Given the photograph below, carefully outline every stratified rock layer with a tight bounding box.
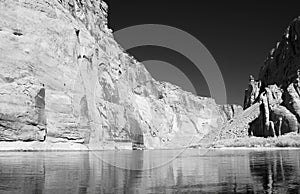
[0,0,236,149]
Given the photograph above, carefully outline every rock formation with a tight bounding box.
[243,17,300,138]
[243,75,261,109]
[0,0,239,149]
[202,17,300,143]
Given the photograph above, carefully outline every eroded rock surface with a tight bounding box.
[242,17,300,138]
[205,17,300,142]
[0,0,235,149]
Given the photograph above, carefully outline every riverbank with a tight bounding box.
[192,132,300,148]
[0,133,299,151]
[0,141,132,151]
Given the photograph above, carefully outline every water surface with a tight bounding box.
[0,149,299,193]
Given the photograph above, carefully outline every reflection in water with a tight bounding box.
[249,150,300,193]
[0,149,299,193]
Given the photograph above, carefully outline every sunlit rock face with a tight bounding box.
[0,0,235,148]
[244,17,300,137]
[219,104,243,121]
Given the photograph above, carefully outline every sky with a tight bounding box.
[106,0,300,105]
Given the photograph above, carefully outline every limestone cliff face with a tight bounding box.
[243,17,300,137]
[0,0,236,149]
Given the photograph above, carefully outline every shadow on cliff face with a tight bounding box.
[35,88,46,124]
[34,88,46,141]
[127,116,144,149]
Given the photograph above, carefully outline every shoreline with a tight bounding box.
[217,147,300,150]
[0,141,131,152]
[0,140,300,152]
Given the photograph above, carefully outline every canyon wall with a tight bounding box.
[0,0,239,149]
[244,17,300,137]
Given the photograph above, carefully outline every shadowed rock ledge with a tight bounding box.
[0,0,241,150]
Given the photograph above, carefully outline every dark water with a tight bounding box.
[0,149,300,194]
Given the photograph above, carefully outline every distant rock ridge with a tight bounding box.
[0,0,240,149]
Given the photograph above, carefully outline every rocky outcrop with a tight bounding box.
[243,17,300,138]
[259,17,300,87]
[200,103,260,144]
[0,77,46,141]
[243,75,261,109]
[218,104,243,121]
[0,0,235,149]
[248,84,298,137]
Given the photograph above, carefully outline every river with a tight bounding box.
[0,149,299,193]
